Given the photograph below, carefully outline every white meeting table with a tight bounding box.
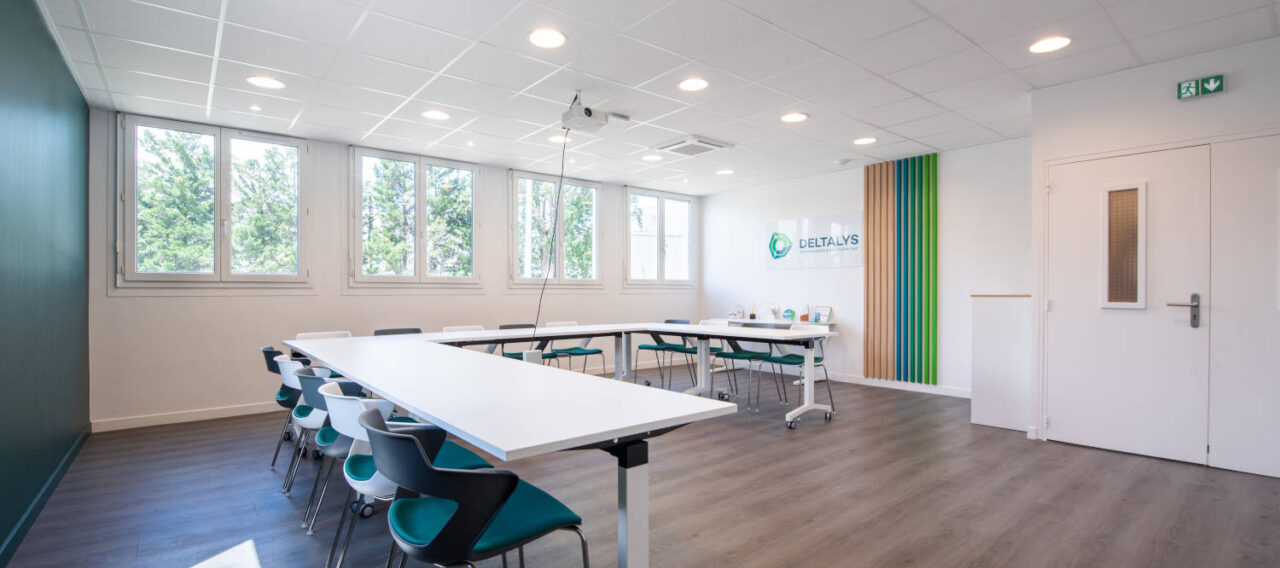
[284,333,736,568]
[417,323,837,428]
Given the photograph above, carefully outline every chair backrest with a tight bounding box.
[276,355,305,389]
[360,409,519,564]
[296,330,352,340]
[443,325,484,332]
[649,318,691,345]
[295,367,336,410]
[320,381,392,442]
[374,327,422,336]
[496,323,536,354]
[260,346,283,374]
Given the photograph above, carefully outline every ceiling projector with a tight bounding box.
[561,98,608,132]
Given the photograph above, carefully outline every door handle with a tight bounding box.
[1166,293,1200,328]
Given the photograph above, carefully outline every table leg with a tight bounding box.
[682,338,711,396]
[615,333,634,381]
[784,341,832,428]
[609,441,649,568]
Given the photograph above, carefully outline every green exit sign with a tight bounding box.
[1177,74,1225,100]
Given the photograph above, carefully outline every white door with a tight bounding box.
[1208,135,1280,477]
[1045,146,1211,464]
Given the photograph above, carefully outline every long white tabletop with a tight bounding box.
[284,333,735,461]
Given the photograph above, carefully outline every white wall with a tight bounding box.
[700,138,1031,398]
[86,109,700,431]
[1029,35,1280,438]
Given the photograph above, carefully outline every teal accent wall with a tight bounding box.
[0,0,90,564]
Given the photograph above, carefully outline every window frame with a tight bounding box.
[118,114,311,287]
[508,170,602,287]
[1098,182,1147,309]
[348,146,481,289]
[624,186,696,288]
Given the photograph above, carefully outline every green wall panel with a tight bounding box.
[0,0,90,563]
[886,154,938,384]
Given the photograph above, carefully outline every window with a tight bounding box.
[1101,183,1146,308]
[511,172,598,284]
[627,188,693,285]
[351,148,476,286]
[121,115,307,285]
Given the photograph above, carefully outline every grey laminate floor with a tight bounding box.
[11,369,1280,567]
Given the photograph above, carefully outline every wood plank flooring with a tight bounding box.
[10,369,1280,567]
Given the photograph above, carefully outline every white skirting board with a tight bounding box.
[832,374,972,398]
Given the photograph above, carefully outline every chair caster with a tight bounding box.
[716,392,731,401]
[282,431,293,441]
[786,420,798,430]
[312,449,323,460]
[359,504,375,518]
[643,380,652,387]
[824,412,833,421]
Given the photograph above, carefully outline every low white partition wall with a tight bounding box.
[970,295,1032,432]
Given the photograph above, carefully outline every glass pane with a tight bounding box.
[629,194,659,280]
[423,165,474,277]
[134,125,217,274]
[1107,189,1139,303]
[664,199,690,280]
[361,156,416,276]
[563,184,597,280]
[229,139,299,275]
[516,178,557,279]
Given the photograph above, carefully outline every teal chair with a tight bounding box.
[546,321,605,374]
[635,319,690,388]
[361,410,589,568]
[667,319,729,390]
[760,323,835,416]
[496,323,563,366]
[714,340,770,407]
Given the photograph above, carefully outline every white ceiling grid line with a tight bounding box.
[35,0,1280,195]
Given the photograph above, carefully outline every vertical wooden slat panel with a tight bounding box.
[864,166,874,380]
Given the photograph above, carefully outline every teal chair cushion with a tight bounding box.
[715,351,767,360]
[345,454,377,482]
[388,480,579,553]
[436,441,493,470]
[388,416,418,423]
[275,387,295,401]
[762,354,824,366]
[551,347,603,356]
[638,343,682,351]
[670,345,724,355]
[292,405,314,419]
[315,426,340,446]
[504,351,559,360]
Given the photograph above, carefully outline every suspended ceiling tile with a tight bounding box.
[94,36,212,83]
[1128,6,1275,63]
[224,0,364,46]
[323,51,434,96]
[444,43,558,91]
[81,0,217,54]
[567,36,688,87]
[1014,43,1139,88]
[345,13,471,72]
[218,24,340,79]
[372,0,521,39]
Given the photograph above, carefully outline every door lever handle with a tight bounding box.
[1166,293,1201,328]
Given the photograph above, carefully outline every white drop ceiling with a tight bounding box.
[39,0,1280,195]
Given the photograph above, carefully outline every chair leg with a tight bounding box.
[572,525,590,568]
[385,539,399,568]
[325,488,355,568]
[283,429,310,494]
[307,457,339,534]
[303,455,330,527]
[334,493,363,567]
[518,545,526,567]
[270,413,293,469]
[822,364,835,412]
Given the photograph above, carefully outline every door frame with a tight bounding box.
[1031,124,1280,442]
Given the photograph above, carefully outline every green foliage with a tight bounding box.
[361,157,416,276]
[134,127,217,273]
[423,166,473,277]
[562,185,596,279]
[516,178,557,278]
[229,140,298,274]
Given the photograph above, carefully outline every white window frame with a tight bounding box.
[117,113,311,288]
[625,186,696,288]
[508,170,602,287]
[348,147,481,289]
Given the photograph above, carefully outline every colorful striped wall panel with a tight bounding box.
[864,154,938,384]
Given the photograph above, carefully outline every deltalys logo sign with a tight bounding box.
[769,232,793,259]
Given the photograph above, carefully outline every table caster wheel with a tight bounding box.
[282,431,293,441]
[359,503,375,518]
[717,392,729,401]
[643,380,652,387]
[786,420,797,430]
[824,412,833,422]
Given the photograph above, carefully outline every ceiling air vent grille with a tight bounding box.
[656,135,734,157]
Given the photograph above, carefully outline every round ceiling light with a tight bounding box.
[853,137,877,145]
[246,75,285,90]
[529,28,567,49]
[642,154,663,162]
[715,169,734,175]
[248,104,262,112]
[678,77,709,92]
[780,112,809,123]
[548,134,571,144]
[421,110,451,121]
[1029,36,1071,54]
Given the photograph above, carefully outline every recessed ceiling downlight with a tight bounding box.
[853,137,877,145]
[529,28,566,48]
[715,169,734,175]
[248,104,262,112]
[246,75,285,90]
[1029,36,1071,54]
[642,154,663,161]
[678,77,709,92]
[781,112,808,123]
[548,134,571,144]
[421,110,451,121]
